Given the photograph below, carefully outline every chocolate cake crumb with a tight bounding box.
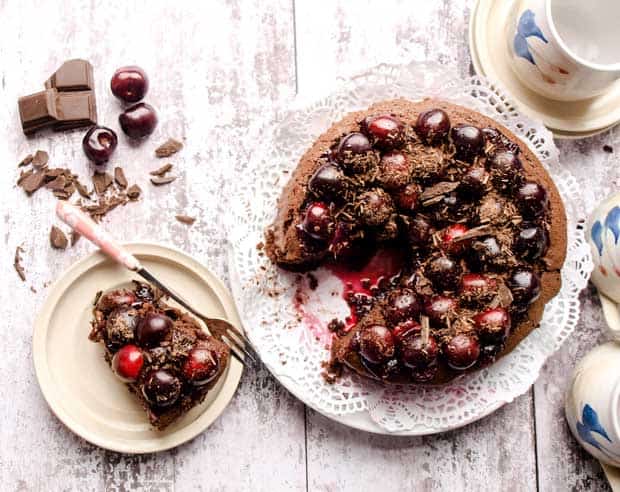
[256,242,264,250]
[604,145,613,153]
[150,175,177,186]
[50,226,68,249]
[150,163,173,176]
[18,154,33,167]
[155,138,183,158]
[175,214,196,225]
[127,184,142,200]
[32,150,49,168]
[14,246,26,281]
[114,167,128,189]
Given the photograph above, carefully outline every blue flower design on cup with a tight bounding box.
[575,404,620,462]
[590,205,620,277]
[514,10,548,65]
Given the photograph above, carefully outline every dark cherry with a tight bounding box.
[460,166,489,197]
[488,150,523,191]
[444,334,481,370]
[481,127,520,155]
[451,125,485,162]
[110,66,149,103]
[400,332,439,369]
[474,307,511,343]
[516,182,549,218]
[357,189,394,227]
[359,325,396,365]
[308,163,348,199]
[336,132,372,161]
[364,114,404,148]
[424,295,457,325]
[440,224,469,255]
[460,273,497,295]
[119,102,158,138]
[479,343,503,365]
[415,108,451,144]
[97,290,137,312]
[377,151,411,190]
[404,216,433,247]
[411,364,439,383]
[302,202,334,241]
[509,269,541,307]
[514,224,549,260]
[469,237,503,270]
[392,320,421,340]
[105,308,139,348]
[425,256,462,291]
[182,344,220,386]
[393,183,421,213]
[385,288,422,324]
[82,126,118,165]
[135,312,172,347]
[112,344,143,382]
[142,369,182,408]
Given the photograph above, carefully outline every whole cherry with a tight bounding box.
[393,183,421,213]
[400,332,439,369]
[451,125,485,162]
[112,344,144,382]
[364,114,404,148]
[488,150,523,192]
[110,66,149,103]
[119,102,158,138]
[516,182,549,218]
[385,288,422,324]
[336,132,372,161]
[359,325,396,365]
[377,151,411,190]
[425,255,462,291]
[509,268,541,307]
[415,108,451,144]
[182,344,220,386]
[392,320,421,340]
[444,333,481,370]
[513,224,549,260]
[142,369,182,408]
[440,224,469,255]
[474,307,511,343]
[308,162,348,199]
[135,312,172,347]
[302,202,334,241]
[424,295,457,325]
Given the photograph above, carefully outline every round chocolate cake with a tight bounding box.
[265,98,567,384]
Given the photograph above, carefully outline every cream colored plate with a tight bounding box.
[33,243,243,454]
[470,0,620,137]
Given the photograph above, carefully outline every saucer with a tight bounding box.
[470,0,620,138]
[33,243,243,453]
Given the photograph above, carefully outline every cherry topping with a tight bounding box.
[400,332,439,369]
[474,307,511,343]
[377,151,411,190]
[424,295,457,325]
[119,102,158,138]
[105,308,139,348]
[182,344,220,385]
[110,66,149,103]
[97,290,137,312]
[404,216,433,247]
[514,224,549,260]
[460,273,496,293]
[481,127,520,155]
[357,189,394,227]
[440,224,469,255]
[392,320,421,339]
[444,334,481,370]
[336,132,372,161]
[364,115,404,148]
[488,150,523,192]
[359,325,395,365]
[385,288,422,324]
[82,126,118,165]
[112,344,144,382]
[142,369,182,408]
[425,256,461,291]
[460,166,489,197]
[308,162,348,200]
[451,125,485,162]
[469,237,504,270]
[415,109,451,144]
[393,183,421,213]
[516,182,549,218]
[411,364,439,383]
[135,312,172,347]
[302,202,334,241]
[509,269,541,307]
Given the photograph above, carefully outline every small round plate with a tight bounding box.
[470,0,620,137]
[33,243,243,454]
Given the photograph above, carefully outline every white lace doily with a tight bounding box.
[225,61,592,434]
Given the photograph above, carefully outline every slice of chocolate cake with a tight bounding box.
[265,98,567,385]
[89,281,230,429]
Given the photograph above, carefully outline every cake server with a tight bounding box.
[56,200,257,365]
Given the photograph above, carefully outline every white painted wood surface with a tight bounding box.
[0,0,614,490]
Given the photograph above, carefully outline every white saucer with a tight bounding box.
[33,243,244,454]
[470,0,620,138]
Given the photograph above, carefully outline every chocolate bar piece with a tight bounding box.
[54,91,97,131]
[45,59,94,92]
[18,90,59,135]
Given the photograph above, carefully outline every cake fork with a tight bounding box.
[56,200,257,365]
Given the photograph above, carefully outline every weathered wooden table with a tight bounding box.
[1,0,617,490]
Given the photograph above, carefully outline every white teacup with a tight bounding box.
[509,0,620,101]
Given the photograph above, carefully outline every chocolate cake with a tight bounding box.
[265,98,567,384]
[90,282,230,429]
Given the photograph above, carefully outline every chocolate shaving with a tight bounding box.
[45,175,66,191]
[92,172,113,195]
[13,246,26,281]
[70,231,81,246]
[20,172,46,194]
[150,175,177,186]
[420,181,459,205]
[452,225,494,242]
[50,226,68,249]
[126,184,141,200]
[155,139,183,158]
[18,154,33,167]
[150,163,173,176]
[175,214,196,225]
[32,150,49,168]
[75,180,91,198]
[114,167,128,189]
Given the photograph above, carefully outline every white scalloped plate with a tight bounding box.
[33,243,243,453]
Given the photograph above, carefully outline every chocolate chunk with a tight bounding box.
[114,167,128,189]
[420,181,459,204]
[50,226,68,250]
[53,91,97,131]
[14,246,26,281]
[18,154,33,167]
[75,179,91,198]
[70,231,81,246]
[18,90,59,134]
[92,172,113,195]
[45,59,94,92]
[150,163,173,176]
[127,184,142,200]
[45,175,67,191]
[155,139,183,158]
[32,150,49,168]
[150,175,177,186]
[20,171,46,194]
[175,214,196,225]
